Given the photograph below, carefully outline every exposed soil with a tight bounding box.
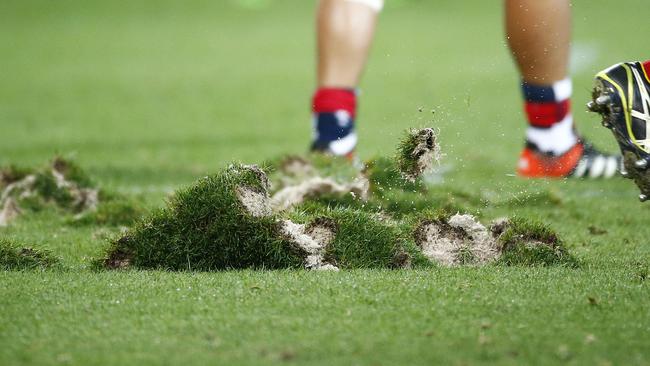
[236,186,272,218]
[279,219,338,270]
[415,214,499,266]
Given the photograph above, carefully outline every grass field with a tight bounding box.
[1,0,650,364]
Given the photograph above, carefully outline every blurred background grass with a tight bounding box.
[2,0,648,183]
[1,1,650,365]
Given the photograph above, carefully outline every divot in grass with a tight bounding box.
[415,213,498,266]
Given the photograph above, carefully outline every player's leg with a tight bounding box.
[311,0,383,157]
[505,0,619,178]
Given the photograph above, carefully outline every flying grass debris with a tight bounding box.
[99,128,576,271]
[396,128,441,182]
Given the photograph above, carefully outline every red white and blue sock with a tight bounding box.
[311,88,358,156]
[522,78,578,156]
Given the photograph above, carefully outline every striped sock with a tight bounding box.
[522,78,578,156]
[311,88,358,156]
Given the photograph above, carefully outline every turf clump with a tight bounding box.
[494,217,578,267]
[0,157,146,227]
[101,165,306,270]
[0,239,59,270]
[413,213,575,267]
[0,157,98,226]
[98,128,576,271]
[395,128,440,182]
[293,203,431,269]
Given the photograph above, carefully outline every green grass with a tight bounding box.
[1,0,649,364]
[0,239,59,270]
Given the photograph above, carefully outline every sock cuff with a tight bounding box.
[521,78,572,103]
[525,100,571,128]
[312,88,357,117]
[522,78,572,128]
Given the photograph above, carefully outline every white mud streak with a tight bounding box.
[280,219,338,271]
[271,176,369,212]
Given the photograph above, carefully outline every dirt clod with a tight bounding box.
[398,128,442,182]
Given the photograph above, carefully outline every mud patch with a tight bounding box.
[103,244,133,269]
[491,217,577,267]
[448,214,499,264]
[392,247,412,269]
[305,217,337,247]
[279,155,314,177]
[415,214,498,266]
